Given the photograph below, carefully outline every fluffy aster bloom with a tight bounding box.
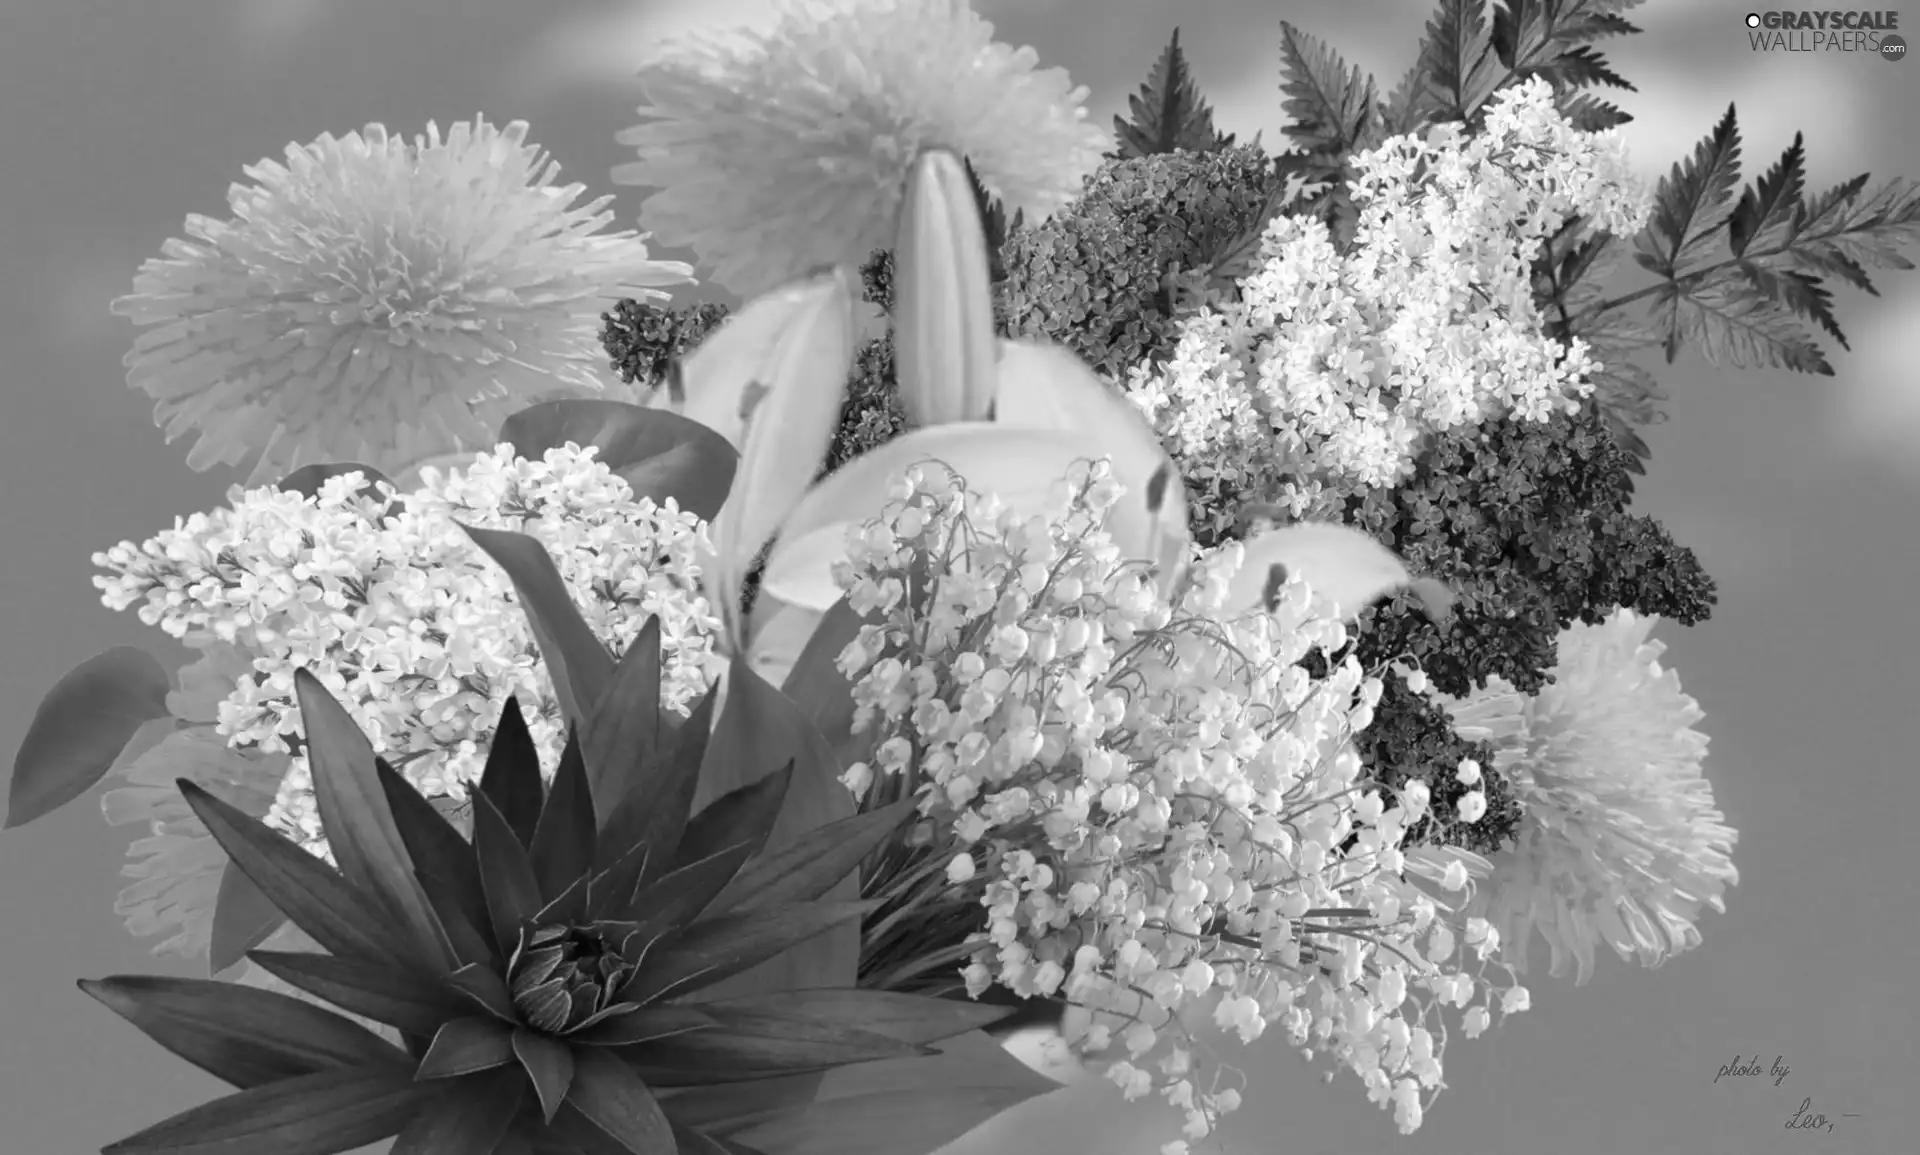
[613,0,1109,296]
[112,117,693,483]
[1438,608,1739,986]
[832,460,1528,1138]
[92,445,722,860]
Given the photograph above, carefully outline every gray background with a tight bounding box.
[0,2,1915,1153]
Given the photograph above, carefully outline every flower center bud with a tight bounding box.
[507,922,640,1034]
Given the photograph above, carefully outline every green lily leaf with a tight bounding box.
[499,398,739,523]
[553,1048,676,1155]
[461,525,615,739]
[675,760,793,877]
[626,1022,930,1087]
[598,685,717,889]
[511,1029,576,1123]
[581,619,665,827]
[672,1121,765,1155]
[585,841,653,924]
[621,900,876,1005]
[99,1066,428,1155]
[78,976,408,1090]
[178,780,397,965]
[771,596,871,771]
[375,757,493,964]
[571,1004,716,1048]
[414,870,501,969]
[389,1068,527,1155]
[445,963,519,1024]
[416,1016,515,1079]
[471,792,546,958]
[528,731,597,904]
[294,670,449,970]
[693,659,859,994]
[726,1030,1062,1155]
[622,839,760,931]
[7,646,172,828]
[245,950,468,1039]
[712,797,917,915]
[208,863,288,975]
[478,697,547,849]
[695,989,1014,1046]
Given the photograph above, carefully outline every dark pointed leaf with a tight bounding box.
[672,1121,763,1155]
[585,841,652,923]
[529,731,597,903]
[1111,28,1234,158]
[1636,103,1742,277]
[446,963,520,1023]
[619,901,876,1005]
[178,780,397,965]
[99,1066,428,1155]
[622,840,759,930]
[374,755,491,957]
[390,1068,526,1155]
[295,670,450,969]
[79,976,408,1092]
[7,646,171,828]
[580,617,664,826]
[624,1019,931,1086]
[245,950,468,1039]
[673,762,792,875]
[771,597,867,767]
[694,989,1014,1046]
[472,791,547,956]
[532,872,591,929]
[712,797,916,915]
[511,1029,575,1122]
[208,863,287,975]
[1276,21,1375,156]
[553,1047,676,1155]
[725,1031,1060,1155]
[499,398,740,522]
[417,1016,516,1079]
[571,1004,716,1048]
[690,658,859,996]
[461,525,616,738]
[598,685,717,880]
[415,870,501,969]
[480,698,546,848]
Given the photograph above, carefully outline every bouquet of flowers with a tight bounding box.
[9,1,1918,1153]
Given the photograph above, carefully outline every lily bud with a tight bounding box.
[701,267,857,652]
[894,148,997,426]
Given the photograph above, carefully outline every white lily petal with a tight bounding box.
[895,149,997,427]
[676,271,854,451]
[1228,521,1418,621]
[760,423,1155,611]
[703,267,857,650]
[744,594,827,690]
[994,339,1192,596]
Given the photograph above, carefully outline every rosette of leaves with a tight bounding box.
[74,549,1022,1155]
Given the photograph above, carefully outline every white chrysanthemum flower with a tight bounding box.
[613,0,1109,296]
[1439,608,1739,985]
[112,117,694,483]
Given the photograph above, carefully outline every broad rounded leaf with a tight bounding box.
[99,1065,427,1155]
[78,976,408,1091]
[759,425,1161,612]
[1228,522,1420,621]
[500,399,738,521]
[8,647,171,828]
